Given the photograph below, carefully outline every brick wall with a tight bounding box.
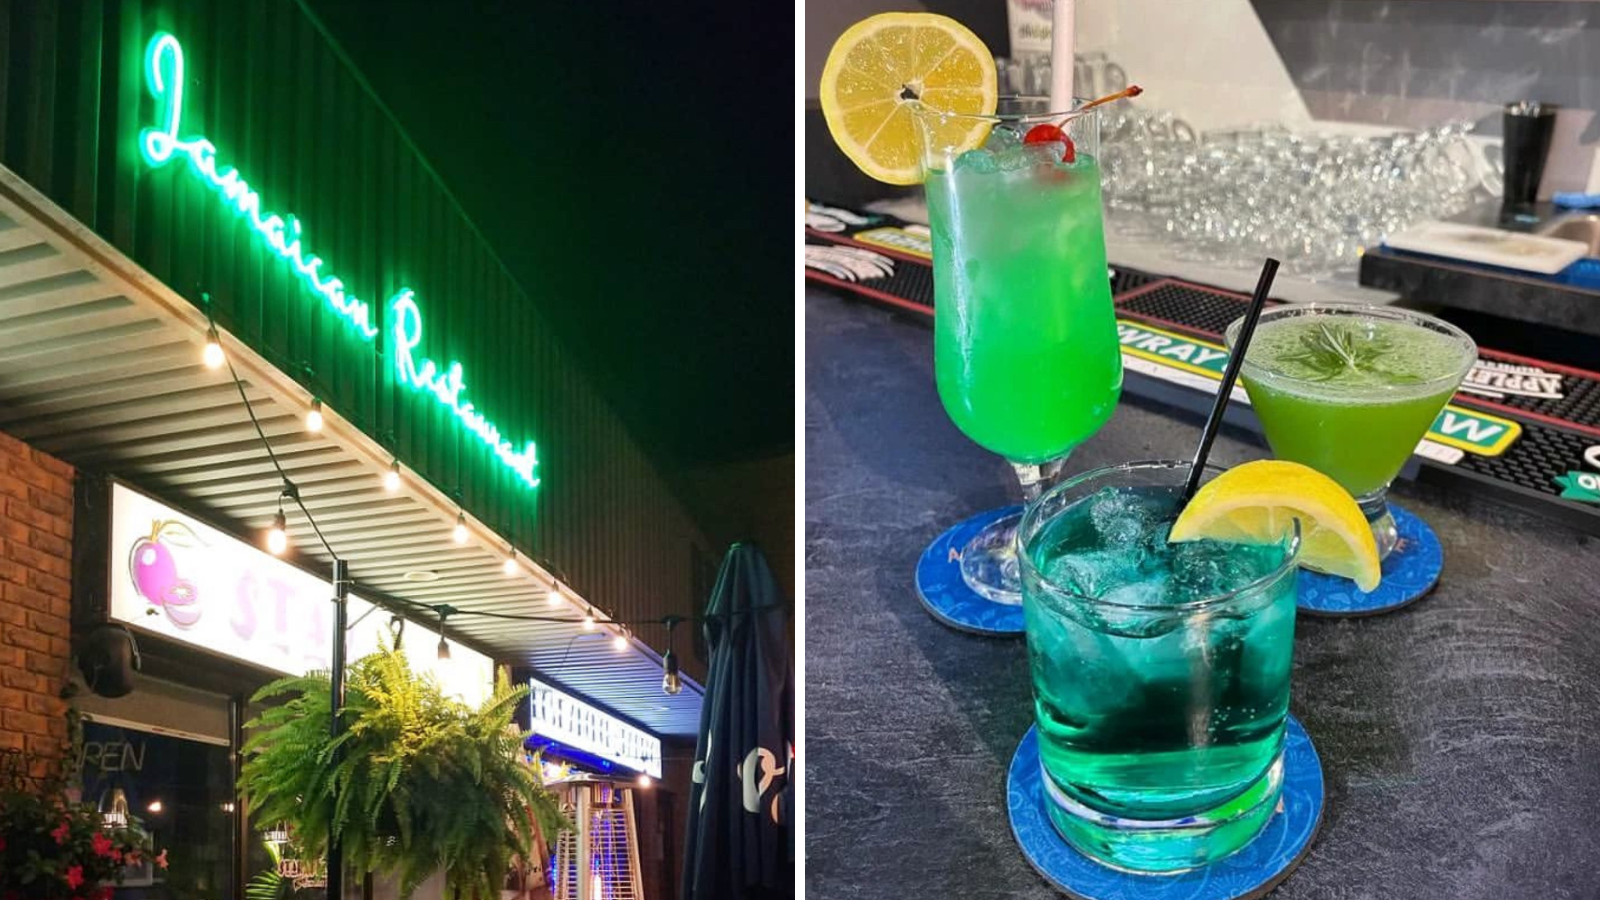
[0,430,74,768]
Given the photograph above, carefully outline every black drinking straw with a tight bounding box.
[1182,257,1280,502]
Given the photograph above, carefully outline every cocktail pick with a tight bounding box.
[1181,257,1279,502]
[1077,84,1143,114]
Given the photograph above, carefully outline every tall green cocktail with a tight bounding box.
[915,99,1123,603]
[925,158,1121,461]
[1227,305,1476,560]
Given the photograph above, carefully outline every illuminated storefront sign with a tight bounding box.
[109,484,494,705]
[527,678,662,778]
[138,32,540,490]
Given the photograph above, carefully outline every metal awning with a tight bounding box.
[0,164,702,736]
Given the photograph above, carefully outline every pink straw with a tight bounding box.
[1049,0,1075,111]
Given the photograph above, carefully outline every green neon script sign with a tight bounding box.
[139,32,540,490]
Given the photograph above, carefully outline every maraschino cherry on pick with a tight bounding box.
[1022,85,1145,163]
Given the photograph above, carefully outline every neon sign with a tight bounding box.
[138,32,540,490]
[391,290,540,485]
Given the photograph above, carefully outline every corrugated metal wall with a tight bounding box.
[0,0,710,643]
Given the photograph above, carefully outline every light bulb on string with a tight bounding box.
[202,325,224,369]
[661,615,684,695]
[662,649,682,696]
[612,628,629,652]
[266,508,288,556]
[502,548,518,576]
[383,460,401,492]
[436,608,452,661]
[582,608,596,631]
[548,582,564,607]
[305,398,324,433]
[637,774,652,788]
[452,511,468,545]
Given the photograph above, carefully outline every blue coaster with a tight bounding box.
[1297,503,1441,617]
[1007,716,1324,900]
[915,505,1027,635]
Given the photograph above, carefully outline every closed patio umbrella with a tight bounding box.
[681,542,793,900]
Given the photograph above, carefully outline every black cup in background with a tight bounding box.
[1503,101,1558,207]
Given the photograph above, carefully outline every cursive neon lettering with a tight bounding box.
[140,32,539,491]
[139,32,377,340]
[390,290,540,488]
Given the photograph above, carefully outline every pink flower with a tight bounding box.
[51,821,72,844]
[91,832,114,858]
[64,865,85,889]
[155,849,169,870]
[111,849,123,864]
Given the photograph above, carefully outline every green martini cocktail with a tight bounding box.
[1228,305,1477,561]
[915,99,1124,603]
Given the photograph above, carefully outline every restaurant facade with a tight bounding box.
[1,3,710,899]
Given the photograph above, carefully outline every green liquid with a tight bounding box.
[1240,316,1470,496]
[926,155,1122,463]
[1022,486,1296,869]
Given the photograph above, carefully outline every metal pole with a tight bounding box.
[328,559,350,900]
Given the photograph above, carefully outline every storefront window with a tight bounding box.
[80,721,236,900]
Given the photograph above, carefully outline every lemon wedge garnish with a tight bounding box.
[1170,460,1381,592]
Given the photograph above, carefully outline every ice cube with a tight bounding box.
[1029,614,1137,713]
[985,125,1023,152]
[1088,488,1152,546]
[1025,141,1068,167]
[1042,544,1157,600]
[994,145,1036,172]
[1100,580,1167,608]
[954,148,997,174]
[1041,551,1108,598]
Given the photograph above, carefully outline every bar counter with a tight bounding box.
[804,287,1600,899]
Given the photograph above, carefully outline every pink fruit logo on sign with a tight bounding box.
[128,519,203,628]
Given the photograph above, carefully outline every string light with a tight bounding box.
[305,398,324,433]
[636,774,652,789]
[266,507,288,555]
[202,325,224,369]
[582,608,596,631]
[548,582,564,607]
[662,616,683,696]
[502,547,518,576]
[383,459,401,492]
[436,608,452,661]
[452,511,468,545]
[612,627,629,652]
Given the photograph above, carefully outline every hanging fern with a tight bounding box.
[240,647,569,900]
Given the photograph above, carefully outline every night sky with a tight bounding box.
[302,0,794,486]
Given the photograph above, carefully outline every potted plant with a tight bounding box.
[241,648,567,900]
[0,736,164,900]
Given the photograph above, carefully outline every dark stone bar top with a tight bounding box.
[804,288,1600,899]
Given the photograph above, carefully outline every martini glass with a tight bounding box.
[914,99,1123,604]
[1227,304,1476,562]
